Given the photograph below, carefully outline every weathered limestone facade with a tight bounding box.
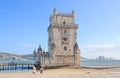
[34,9,80,68]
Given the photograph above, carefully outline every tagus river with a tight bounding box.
[0,59,120,71]
[81,59,120,68]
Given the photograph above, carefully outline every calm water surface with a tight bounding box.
[81,59,120,68]
[0,59,120,70]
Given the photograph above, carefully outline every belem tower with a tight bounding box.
[33,8,80,68]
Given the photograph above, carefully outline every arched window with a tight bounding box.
[63,37,67,41]
[63,21,65,25]
[64,46,67,50]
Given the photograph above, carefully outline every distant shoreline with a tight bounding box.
[81,66,120,69]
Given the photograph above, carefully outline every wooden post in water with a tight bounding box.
[3,65,4,71]
[0,65,1,71]
[11,63,13,70]
[22,63,23,70]
[28,63,29,70]
[8,63,9,70]
[15,63,17,70]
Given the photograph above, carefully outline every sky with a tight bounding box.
[0,0,120,59]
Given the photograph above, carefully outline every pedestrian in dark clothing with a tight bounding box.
[40,67,43,74]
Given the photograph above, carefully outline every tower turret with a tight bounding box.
[38,45,42,51]
[72,10,75,17]
[53,8,57,15]
[33,48,37,59]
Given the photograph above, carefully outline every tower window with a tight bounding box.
[64,30,67,36]
[63,37,67,41]
[64,46,67,50]
[63,21,65,25]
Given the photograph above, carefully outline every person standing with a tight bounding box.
[32,65,36,74]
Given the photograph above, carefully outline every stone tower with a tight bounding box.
[48,9,80,67]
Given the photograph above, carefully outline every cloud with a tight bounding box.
[81,44,115,51]
[80,44,120,59]
[116,37,120,40]
[15,42,36,48]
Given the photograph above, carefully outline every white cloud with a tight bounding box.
[80,44,120,59]
[116,37,120,40]
[15,42,36,48]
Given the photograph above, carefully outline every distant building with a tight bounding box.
[33,9,80,68]
[96,56,114,60]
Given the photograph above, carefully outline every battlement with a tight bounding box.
[53,8,75,16]
[56,12,73,17]
[49,8,75,25]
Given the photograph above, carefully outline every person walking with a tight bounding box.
[32,65,36,74]
[40,66,43,74]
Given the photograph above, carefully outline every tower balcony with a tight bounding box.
[51,23,78,28]
[48,23,78,31]
[57,12,73,17]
